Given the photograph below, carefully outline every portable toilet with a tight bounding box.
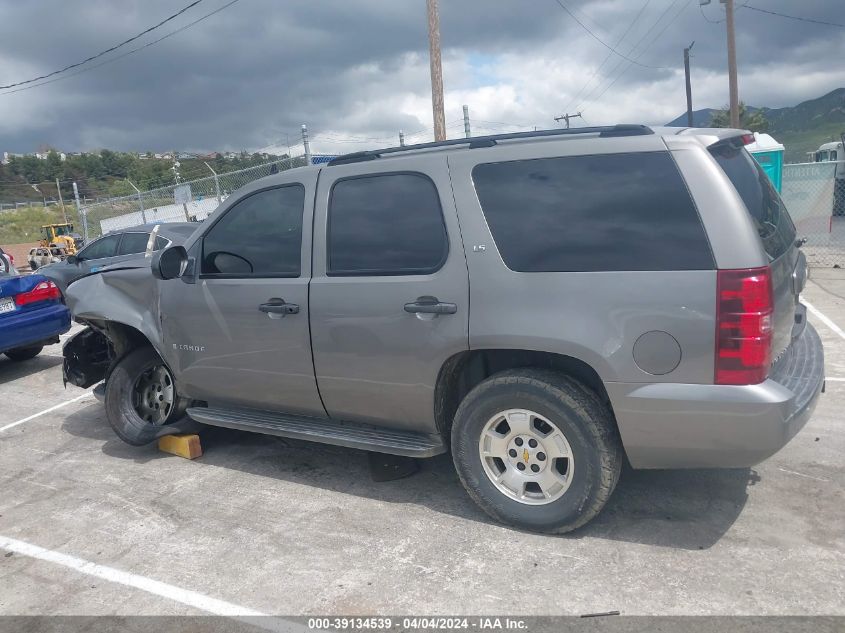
[745,132,785,192]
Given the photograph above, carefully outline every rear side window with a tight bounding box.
[202,185,304,276]
[80,235,120,261]
[472,152,713,272]
[710,145,796,260]
[117,232,150,255]
[328,173,448,275]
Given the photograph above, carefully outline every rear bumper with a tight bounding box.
[0,303,71,354]
[607,323,825,469]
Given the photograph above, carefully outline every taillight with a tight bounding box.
[715,266,774,385]
[15,280,61,306]
[740,133,755,146]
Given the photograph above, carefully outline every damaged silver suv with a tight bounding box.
[63,125,824,533]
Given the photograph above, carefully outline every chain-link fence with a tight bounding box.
[782,161,845,269]
[78,154,335,239]
[78,151,845,270]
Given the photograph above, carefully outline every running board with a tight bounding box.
[186,407,447,458]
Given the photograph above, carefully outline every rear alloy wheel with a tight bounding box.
[478,408,575,505]
[4,345,44,361]
[105,346,187,445]
[451,369,622,533]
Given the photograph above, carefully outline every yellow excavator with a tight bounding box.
[39,223,83,256]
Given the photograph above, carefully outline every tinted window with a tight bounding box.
[117,232,151,255]
[328,173,448,275]
[202,185,304,276]
[80,235,120,261]
[154,236,169,250]
[710,145,796,260]
[473,152,713,272]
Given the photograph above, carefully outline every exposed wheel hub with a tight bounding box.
[131,364,174,426]
[478,408,574,505]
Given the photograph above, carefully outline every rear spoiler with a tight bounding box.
[708,132,756,151]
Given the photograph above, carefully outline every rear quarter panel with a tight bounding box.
[447,136,718,384]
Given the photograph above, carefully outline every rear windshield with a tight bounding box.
[710,145,796,260]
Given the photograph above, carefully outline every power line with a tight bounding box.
[561,0,652,114]
[574,0,686,111]
[0,0,205,90]
[0,0,241,96]
[743,5,845,28]
[552,0,670,70]
[699,2,724,24]
[576,0,692,112]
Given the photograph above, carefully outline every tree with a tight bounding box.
[45,151,63,180]
[709,102,769,132]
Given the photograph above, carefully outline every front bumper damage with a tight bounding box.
[62,326,112,389]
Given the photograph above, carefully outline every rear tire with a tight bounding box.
[451,369,622,534]
[105,346,188,446]
[4,345,43,361]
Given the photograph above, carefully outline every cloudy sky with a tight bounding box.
[1,0,843,155]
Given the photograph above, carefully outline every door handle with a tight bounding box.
[404,296,457,315]
[259,299,299,315]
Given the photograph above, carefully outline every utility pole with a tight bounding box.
[554,112,582,129]
[463,104,471,138]
[301,124,312,166]
[127,179,147,224]
[399,130,406,147]
[725,0,740,127]
[55,178,68,224]
[684,41,695,127]
[72,181,87,244]
[426,0,446,141]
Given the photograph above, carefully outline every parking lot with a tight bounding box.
[1,272,843,618]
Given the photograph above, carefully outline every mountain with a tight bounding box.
[666,108,717,127]
[668,88,845,162]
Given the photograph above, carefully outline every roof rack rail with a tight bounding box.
[327,124,653,166]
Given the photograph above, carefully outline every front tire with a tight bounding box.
[105,346,187,446]
[4,345,43,361]
[451,369,622,534]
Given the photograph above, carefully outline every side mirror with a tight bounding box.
[152,245,188,280]
[66,255,79,265]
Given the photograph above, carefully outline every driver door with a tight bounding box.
[159,171,325,417]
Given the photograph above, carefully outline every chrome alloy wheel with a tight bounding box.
[478,408,575,505]
[131,364,175,425]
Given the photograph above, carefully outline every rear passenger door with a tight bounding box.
[76,234,122,274]
[310,156,469,432]
[113,231,152,264]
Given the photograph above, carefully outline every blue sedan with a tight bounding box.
[0,259,71,362]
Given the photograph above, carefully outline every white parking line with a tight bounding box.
[0,391,93,433]
[0,534,268,618]
[804,299,845,341]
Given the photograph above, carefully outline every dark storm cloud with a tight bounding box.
[0,0,843,153]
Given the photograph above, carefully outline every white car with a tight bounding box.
[28,247,63,271]
[0,246,14,271]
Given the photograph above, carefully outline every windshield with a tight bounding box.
[710,144,796,260]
